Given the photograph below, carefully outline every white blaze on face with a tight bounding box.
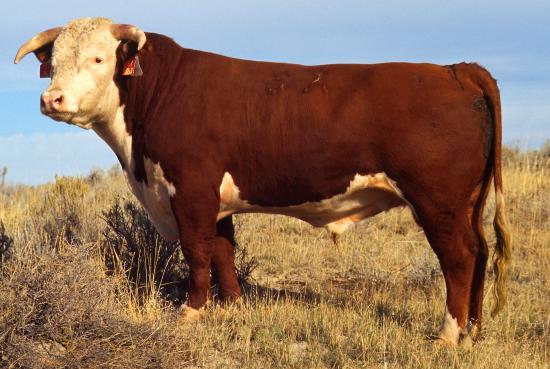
[44,18,121,128]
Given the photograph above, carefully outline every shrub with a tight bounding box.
[101,199,187,303]
[0,221,13,270]
[101,199,257,304]
[40,176,89,249]
[0,245,191,368]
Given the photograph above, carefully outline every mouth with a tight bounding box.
[41,109,93,129]
[41,109,75,123]
[40,100,93,129]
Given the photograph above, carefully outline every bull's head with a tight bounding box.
[14,18,146,129]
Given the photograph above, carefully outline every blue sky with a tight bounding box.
[0,0,549,184]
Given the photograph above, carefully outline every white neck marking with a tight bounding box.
[92,105,179,241]
[93,105,133,169]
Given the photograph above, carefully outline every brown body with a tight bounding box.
[15,20,511,345]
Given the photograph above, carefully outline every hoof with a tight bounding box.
[432,333,474,349]
[220,295,244,307]
[460,334,474,351]
[467,323,480,341]
[434,336,459,347]
[178,304,205,322]
[214,298,244,319]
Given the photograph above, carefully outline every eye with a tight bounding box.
[95,57,103,64]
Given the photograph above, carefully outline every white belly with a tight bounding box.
[125,158,179,241]
[218,172,413,235]
[123,162,412,241]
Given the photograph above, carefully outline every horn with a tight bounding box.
[14,27,62,64]
[110,24,146,50]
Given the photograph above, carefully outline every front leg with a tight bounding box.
[171,187,240,312]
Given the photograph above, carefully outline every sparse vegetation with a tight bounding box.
[0,145,548,368]
[101,198,188,304]
[100,198,257,305]
[0,167,7,188]
[0,222,13,270]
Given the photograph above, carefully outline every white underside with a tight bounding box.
[126,170,411,242]
[218,172,412,235]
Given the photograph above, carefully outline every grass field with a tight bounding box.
[0,145,548,368]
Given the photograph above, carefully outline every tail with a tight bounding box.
[471,64,512,317]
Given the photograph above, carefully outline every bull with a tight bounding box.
[15,17,511,345]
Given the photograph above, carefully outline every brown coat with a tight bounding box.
[116,32,509,344]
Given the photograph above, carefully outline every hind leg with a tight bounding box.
[212,216,242,302]
[467,182,491,339]
[417,204,482,345]
[467,219,488,340]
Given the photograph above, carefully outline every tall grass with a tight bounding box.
[0,144,548,368]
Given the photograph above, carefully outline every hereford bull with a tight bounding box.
[15,17,511,345]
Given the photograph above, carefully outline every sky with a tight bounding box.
[0,0,549,184]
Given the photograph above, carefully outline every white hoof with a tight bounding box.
[178,304,205,322]
[437,307,461,346]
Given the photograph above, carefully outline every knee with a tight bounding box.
[211,238,237,266]
[181,243,212,268]
[439,245,478,272]
[466,235,489,264]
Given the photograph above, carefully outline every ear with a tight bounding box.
[115,40,137,70]
[34,43,54,63]
[35,43,54,78]
[119,40,139,60]
[115,41,143,77]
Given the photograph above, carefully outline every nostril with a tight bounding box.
[41,90,64,112]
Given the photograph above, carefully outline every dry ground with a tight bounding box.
[0,146,548,368]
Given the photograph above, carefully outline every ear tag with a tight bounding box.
[122,56,143,77]
[40,61,52,78]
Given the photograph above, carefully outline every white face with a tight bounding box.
[41,19,121,129]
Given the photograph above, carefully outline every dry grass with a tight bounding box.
[0,145,548,368]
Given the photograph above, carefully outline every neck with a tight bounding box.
[93,33,186,170]
[92,104,133,169]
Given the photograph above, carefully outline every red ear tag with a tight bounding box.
[40,61,52,78]
[122,56,143,77]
